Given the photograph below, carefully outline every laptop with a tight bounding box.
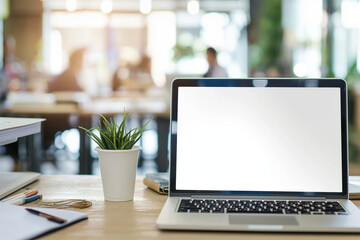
[157,78,360,232]
[0,172,40,199]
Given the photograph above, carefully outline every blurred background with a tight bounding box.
[1,0,360,176]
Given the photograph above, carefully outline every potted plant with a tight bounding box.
[79,111,151,201]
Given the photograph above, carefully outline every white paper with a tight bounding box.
[349,176,360,193]
[0,117,45,131]
[0,202,88,240]
[0,117,45,146]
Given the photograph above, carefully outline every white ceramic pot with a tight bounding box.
[96,145,141,201]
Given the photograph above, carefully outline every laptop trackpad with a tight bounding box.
[229,215,299,226]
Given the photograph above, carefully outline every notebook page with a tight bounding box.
[0,202,88,240]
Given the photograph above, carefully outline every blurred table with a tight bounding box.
[13,175,360,239]
[3,91,170,174]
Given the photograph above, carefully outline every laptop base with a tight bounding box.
[157,197,360,232]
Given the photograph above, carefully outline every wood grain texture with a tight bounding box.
[15,175,360,240]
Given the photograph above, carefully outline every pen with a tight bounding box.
[2,189,38,203]
[10,194,42,206]
[25,208,67,224]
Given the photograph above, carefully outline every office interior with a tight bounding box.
[0,0,360,176]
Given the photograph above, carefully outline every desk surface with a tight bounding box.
[14,175,360,239]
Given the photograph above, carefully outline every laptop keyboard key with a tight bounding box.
[212,209,225,213]
[178,208,188,212]
[325,212,336,215]
[199,209,211,213]
[189,209,199,213]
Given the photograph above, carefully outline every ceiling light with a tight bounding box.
[66,0,77,12]
[341,0,360,28]
[187,0,200,15]
[293,63,308,77]
[139,0,152,14]
[101,0,113,14]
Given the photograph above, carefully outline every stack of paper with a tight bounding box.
[349,176,360,200]
[350,186,360,200]
[0,117,45,145]
[0,202,87,240]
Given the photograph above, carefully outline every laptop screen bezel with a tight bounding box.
[169,78,348,199]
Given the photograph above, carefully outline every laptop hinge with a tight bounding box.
[190,195,327,200]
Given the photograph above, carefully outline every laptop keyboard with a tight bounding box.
[178,199,348,215]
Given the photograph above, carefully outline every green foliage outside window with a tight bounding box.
[256,0,283,70]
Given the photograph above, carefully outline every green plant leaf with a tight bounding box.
[79,126,107,149]
[121,139,133,150]
[99,114,113,133]
[138,118,153,133]
[99,131,117,150]
[78,111,152,150]
[133,133,143,146]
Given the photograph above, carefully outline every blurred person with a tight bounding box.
[112,55,153,92]
[49,48,86,92]
[2,35,28,91]
[0,36,28,170]
[46,48,87,165]
[204,47,228,78]
[0,71,7,111]
[112,61,129,92]
[134,55,152,82]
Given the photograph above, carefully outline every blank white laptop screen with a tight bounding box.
[176,87,342,193]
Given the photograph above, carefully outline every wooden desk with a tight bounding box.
[17,175,360,239]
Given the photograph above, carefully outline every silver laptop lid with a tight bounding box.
[169,78,348,199]
[0,172,40,199]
